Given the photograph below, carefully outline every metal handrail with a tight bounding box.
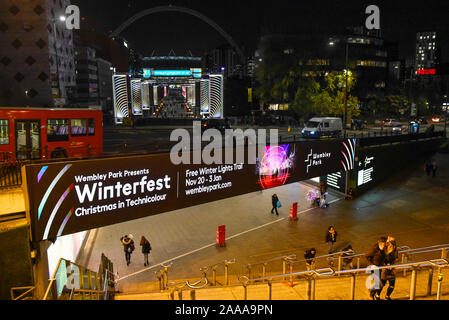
[168,278,209,290]
[42,254,115,300]
[245,254,296,268]
[200,258,237,272]
[200,259,236,286]
[238,258,449,284]
[10,286,35,300]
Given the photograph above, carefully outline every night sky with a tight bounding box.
[71,0,449,60]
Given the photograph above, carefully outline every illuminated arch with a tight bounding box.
[111,5,246,65]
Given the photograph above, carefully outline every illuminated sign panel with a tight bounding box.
[131,79,143,115]
[112,74,129,124]
[23,139,356,241]
[153,70,192,77]
[143,69,152,78]
[417,68,436,75]
[357,155,375,186]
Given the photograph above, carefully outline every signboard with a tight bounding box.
[321,171,346,193]
[23,139,356,241]
[416,68,436,75]
[153,70,192,77]
[357,155,375,186]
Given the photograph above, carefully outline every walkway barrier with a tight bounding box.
[237,258,449,300]
[39,253,115,300]
[245,254,296,282]
[200,258,236,286]
[0,157,22,189]
[250,243,449,279]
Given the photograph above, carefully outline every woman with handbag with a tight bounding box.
[140,236,152,266]
[380,236,398,300]
[271,194,280,215]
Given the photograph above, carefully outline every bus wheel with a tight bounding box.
[51,148,67,159]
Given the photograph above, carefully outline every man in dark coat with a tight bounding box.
[120,234,135,266]
[304,248,317,270]
[271,194,279,215]
[365,237,387,300]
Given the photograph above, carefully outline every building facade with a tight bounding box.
[0,0,76,107]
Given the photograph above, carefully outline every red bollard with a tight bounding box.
[289,202,298,221]
[216,225,226,247]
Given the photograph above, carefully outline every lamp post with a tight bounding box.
[329,40,350,137]
[343,42,349,138]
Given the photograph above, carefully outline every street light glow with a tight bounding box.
[59,16,66,22]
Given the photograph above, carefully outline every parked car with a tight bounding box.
[392,123,403,134]
[431,116,441,123]
[301,117,342,138]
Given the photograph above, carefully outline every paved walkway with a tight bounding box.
[77,151,449,294]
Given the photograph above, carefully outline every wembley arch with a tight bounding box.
[110,5,246,65]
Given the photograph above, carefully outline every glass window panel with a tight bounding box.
[88,118,95,136]
[0,119,9,145]
[71,119,87,136]
[47,119,69,142]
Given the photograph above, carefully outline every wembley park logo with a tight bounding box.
[170,121,279,165]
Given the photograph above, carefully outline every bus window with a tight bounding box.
[88,118,95,136]
[0,119,8,144]
[47,119,69,142]
[71,119,87,136]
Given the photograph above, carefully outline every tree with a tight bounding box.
[316,71,360,120]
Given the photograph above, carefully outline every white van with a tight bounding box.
[301,117,342,138]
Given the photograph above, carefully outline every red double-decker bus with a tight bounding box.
[0,107,103,162]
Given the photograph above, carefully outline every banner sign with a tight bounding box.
[23,139,356,241]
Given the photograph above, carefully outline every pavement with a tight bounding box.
[75,149,449,297]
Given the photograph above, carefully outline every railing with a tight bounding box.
[242,243,449,283]
[10,286,35,300]
[167,278,209,300]
[237,258,449,300]
[42,253,115,300]
[245,255,296,281]
[278,129,446,146]
[200,258,237,286]
[0,156,23,189]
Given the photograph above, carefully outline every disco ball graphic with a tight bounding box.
[257,144,295,189]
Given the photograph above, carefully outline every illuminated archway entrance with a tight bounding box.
[111,5,246,65]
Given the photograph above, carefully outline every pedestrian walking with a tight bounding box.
[325,226,338,254]
[120,234,135,266]
[431,159,438,177]
[380,236,398,300]
[304,248,317,271]
[365,237,387,300]
[425,161,432,176]
[341,245,354,270]
[271,194,280,215]
[140,236,152,266]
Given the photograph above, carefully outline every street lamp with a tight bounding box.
[329,40,350,137]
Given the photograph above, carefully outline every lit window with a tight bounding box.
[70,119,87,136]
[47,119,69,142]
[0,119,9,145]
[88,118,95,136]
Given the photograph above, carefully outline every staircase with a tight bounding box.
[114,268,449,300]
